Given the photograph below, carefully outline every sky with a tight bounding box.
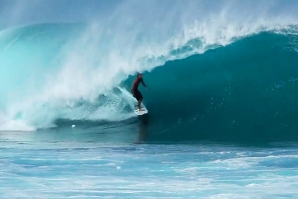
[0,0,298,28]
[0,0,122,26]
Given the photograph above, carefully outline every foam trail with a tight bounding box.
[0,111,34,131]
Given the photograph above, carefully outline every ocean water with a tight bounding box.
[1,0,298,198]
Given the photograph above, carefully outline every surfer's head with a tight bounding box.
[137,73,143,79]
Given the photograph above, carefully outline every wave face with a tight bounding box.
[1,1,298,142]
[122,30,298,143]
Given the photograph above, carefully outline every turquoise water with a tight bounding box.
[1,130,298,198]
[1,1,298,198]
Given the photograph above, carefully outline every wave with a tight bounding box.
[1,27,298,144]
[124,31,298,143]
[1,1,298,138]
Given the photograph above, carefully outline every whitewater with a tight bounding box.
[1,0,298,198]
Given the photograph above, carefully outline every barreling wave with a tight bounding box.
[1,0,298,143]
[123,29,298,143]
[0,21,266,131]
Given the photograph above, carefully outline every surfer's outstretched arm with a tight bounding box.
[141,79,148,90]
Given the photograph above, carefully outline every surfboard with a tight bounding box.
[134,107,148,116]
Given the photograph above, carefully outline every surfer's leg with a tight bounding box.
[135,90,143,110]
[138,98,143,110]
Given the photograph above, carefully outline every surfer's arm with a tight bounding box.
[141,79,147,88]
[141,79,148,91]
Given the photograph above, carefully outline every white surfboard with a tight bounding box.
[134,107,148,116]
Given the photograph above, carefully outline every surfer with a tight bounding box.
[131,73,148,111]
